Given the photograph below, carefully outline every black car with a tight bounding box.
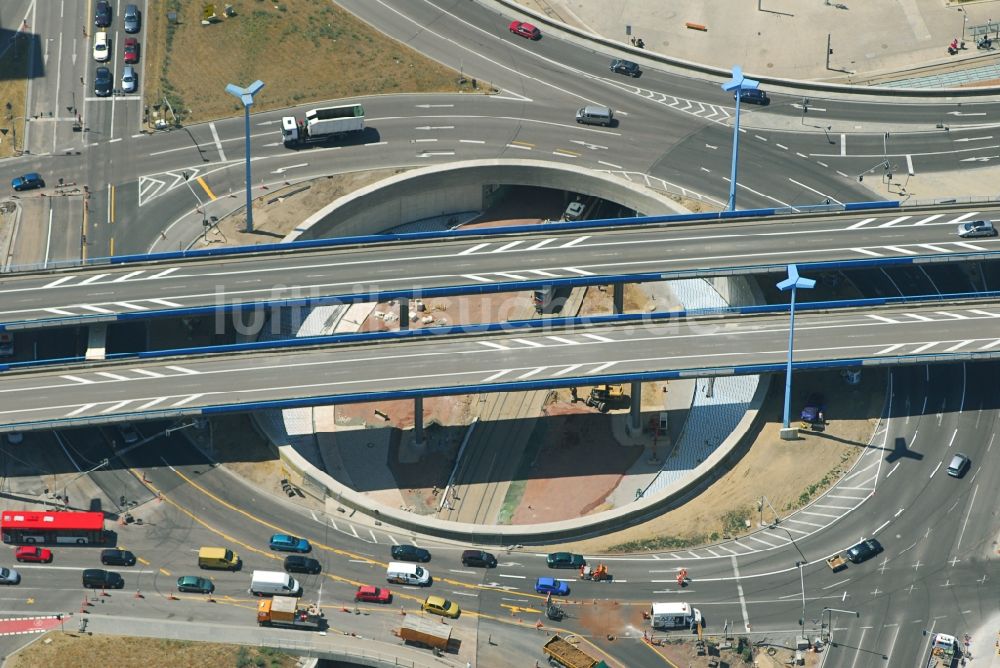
[461,550,497,568]
[123,4,141,33]
[846,539,883,564]
[82,568,124,589]
[391,544,431,562]
[94,1,112,27]
[94,67,112,97]
[737,88,769,105]
[610,59,641,77]
[283,555,322,575]
[546,552,586,569]
[100,548,136,566]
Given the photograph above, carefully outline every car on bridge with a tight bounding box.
[846,538,883,564]
[546,552,586,569]
[176,575,214,594]
[957,219,996,238]
[15,546,52,563]
[355,585,392,604]
[11,173,43,192]
[391,544,431,562]
[535,577,570,596]
[509,20,541,40]
[269,534,311,553]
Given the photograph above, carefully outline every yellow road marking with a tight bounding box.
[639,636,682,667]
[500,604,541,615]
[110,237,114,256]
[553,149,581,157]
[510,140,534,147]
[158,568,171,576]
[137,556,151,565]
[109,184,115,223]
[196,176,217,200]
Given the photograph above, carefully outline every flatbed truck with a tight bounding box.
[924,632,959,668]
[542,635,609,668]
[256,596,326,631]
[398,615,453,651]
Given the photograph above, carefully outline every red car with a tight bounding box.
[354,585,392,604]
[15,546,53,563]
[509,21,541,40]
[123,37,139,64]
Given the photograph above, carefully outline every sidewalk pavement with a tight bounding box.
[516,0,1000,83]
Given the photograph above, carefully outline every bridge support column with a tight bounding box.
[399,298,409,331]
[414,396,424,445]
[613,283,624,315]
[85,323,108,361]
[627,381,642,435]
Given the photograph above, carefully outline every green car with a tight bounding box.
[176,575,214,594]
[546,552,586,569]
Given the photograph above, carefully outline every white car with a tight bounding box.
[957,219,996,238]
[121,65,137,94]
[0,567,21,585]
[93,31,110,62]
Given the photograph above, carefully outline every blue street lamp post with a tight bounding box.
[721,66,760,212]
[225,80,265,233]
[777,264,815,440]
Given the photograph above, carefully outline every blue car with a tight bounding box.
[535,577,570,596]
[11,173,44,192]
[269,533,311,553]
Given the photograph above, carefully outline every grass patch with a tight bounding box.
[7,633,298,668]
[785,449,853,511]
[0,36,31,157]
[143,0,480,126]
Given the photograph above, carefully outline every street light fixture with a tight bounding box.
[777,264,815,440]
[794,561,807,628]
[62,458,110,509]
[225,80,265,234]
[959,7,968,45]
[721,66,760,212]
[821,607,859,645]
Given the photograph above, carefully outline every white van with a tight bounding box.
[249,570,302,597]
[576,105,614,127]
[650,602,702,630]
[386,561,432,586]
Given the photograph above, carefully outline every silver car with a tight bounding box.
[0,566,21,585]
[121,65,137,94]
[123,4,141,33]
[957,220,996,238]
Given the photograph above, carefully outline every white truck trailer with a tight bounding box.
[281,104,365,147]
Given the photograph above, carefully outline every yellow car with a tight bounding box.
[421,595,460,619]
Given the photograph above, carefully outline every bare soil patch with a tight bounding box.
[7,633,296,668]
[0,37,30,158]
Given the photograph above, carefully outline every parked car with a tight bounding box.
[94,1,112,27]
[11,174,43,192]
[461,550,497,568]
[93,31,110,62]
[846,539,883,564]
[123,4,141,33]
[15,546,52,563]
[546,552,586,569]
[421,595,460,618]
[391,544,431,562]
[534,577,570,596]
[121,65,137,94]
[0,567,21,585]
[82,568,123,589]
[5,432,23,445]
[610,59,641,77]
[509,20,541,40]
[957,220,996,238]
[100,548,136,566]
[354,585,392,604]
[283,555,321,574]
[269,534,311,553]
[176,575,214,594]
[737,88,769,105]
[94,67,113,97]
[123,37,139,64]
[800,392,825,424]
[946,453,971,478]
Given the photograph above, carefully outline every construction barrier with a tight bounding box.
[686,22,707,31]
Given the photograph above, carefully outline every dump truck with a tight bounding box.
[924,632,959,668]
[399,615,452,651]
[585,385,630,413]
[281,104,365,147]
[542,635,609,668]
[256,596,326,631]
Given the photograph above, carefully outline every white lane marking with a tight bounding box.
[388,534,398,545]
[546,336,578,346]
[956,484,978,551]
[147,298,183,307]
[528,269,560,277]
[111,271,145,282]
[482,369,511,383]
[883,246,919,255]
[135,397,168,410]
[588,362,615,374]
[100,400,133,414]
[494,272,528,280]
[731,557,751,632]
[171,394,205,407]
[458,243,489,255]
[969,309,1000,317]
[787,178,842,205]
[462,275,493,283]
[560,236,590,248]
[746,535,781,548]
[877,344,904,355]
[165,366,199,375]
[512,339,545,348]
[979,338,1000,349]
[581,334,614,343]
[551,364,582,377]
[929,462,942,478]
[916,244,952,253]
[947,429,957,449]
[867,315,898,324]
[79,305,115,314]
[944,340,973,352]
[877,216,911,228]
[368,529,377,543]
[527,239,556,250]
[517,367,547,379]
[61,375,94,384]
[79,274,110,285]
[505,143,532,151]
[498,574,526,579]
[854,248,883,257]
[935,311,968,319]
[799,510,841,519]
[954,242,987,251]
[910,342,938,354]
[784,518,824,528]
[115,302,148,311]
[44,308,76,315]
[913,214,944,225]
[565,267,595,275]
[822,578,851,590]
[153,268,180,279]
[43,276,75,289]
[903,313,933,321]
[597,160,622,168]
[458,139,485,144]
[66,404,96,416]
[781,526,809,536]
[131,369,165,378]
[494,240,524,252]
[95,372,130,381]
[950,212,980,224]
[449,570,475,575]
[905,154,914,175]
[885,462,900,478]
[847,218,876,230]
[478,342,509,351]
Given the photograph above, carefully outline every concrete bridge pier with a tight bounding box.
[85,323,108,361]
[628,380,642,435]
[613,283,624,314]
[399,298,409,330]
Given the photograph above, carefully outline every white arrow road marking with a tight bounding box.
[271,163,308,174]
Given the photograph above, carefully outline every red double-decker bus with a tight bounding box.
[1,510,106,545]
